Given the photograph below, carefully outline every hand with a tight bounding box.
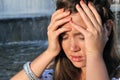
[70,1,108,56]
[47,9,71,56]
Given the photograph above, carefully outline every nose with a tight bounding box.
[70,38,80,52]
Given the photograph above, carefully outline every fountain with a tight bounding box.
[0,0,55,19]
[0,0,55,80]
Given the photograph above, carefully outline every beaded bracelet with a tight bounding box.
[23,62,40,80]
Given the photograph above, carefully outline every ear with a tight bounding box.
[104,19,114,37]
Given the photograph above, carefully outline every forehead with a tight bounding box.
[62,13,86,29]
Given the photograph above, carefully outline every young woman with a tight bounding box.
[11,0,120,80]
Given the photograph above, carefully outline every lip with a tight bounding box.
[70,55,84,62]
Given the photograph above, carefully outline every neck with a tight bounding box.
[80,67,86,80]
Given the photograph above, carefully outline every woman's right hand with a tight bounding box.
[47,9,71,57]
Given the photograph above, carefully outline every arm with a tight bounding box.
[86,54,109,80]
[10,9,71,80]
[10,50,56,80]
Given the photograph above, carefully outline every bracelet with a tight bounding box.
[23,62,40,80]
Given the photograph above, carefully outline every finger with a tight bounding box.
[55,27,72,37]
[51,8,64,20]
[48,9,64,30]
[52,11,70,22]
[48,11,70,30]
[51,8,70,21]
[80,1,100,29]
[49,17,71,31]
[88,2,102,26]
[70,20,88,35]
[76,4,94,31]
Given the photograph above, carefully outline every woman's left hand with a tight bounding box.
[70,1,108,56]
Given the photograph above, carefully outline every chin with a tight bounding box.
[72,61,86,68]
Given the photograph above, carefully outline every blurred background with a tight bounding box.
[0,0,119,80]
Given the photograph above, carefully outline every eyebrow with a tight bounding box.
[74,32,83,36]
[62,32,83,36]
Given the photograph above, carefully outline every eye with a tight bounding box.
[79,34,84,40]
[62,35,68,40]
[61,34,68,40]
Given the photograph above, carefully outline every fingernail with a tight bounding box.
[89,2,92,6]
[65,11,70,14]
[80,0,84,4]
[76,4,79,8]
[61,8,64,11]
[89,2,95,7]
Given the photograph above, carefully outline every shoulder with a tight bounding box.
[39,69,54,80]
[112,78,120,80]
[112,65,120,80]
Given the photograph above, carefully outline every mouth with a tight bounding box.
[70,55,84,62]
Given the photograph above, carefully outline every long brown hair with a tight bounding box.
[53,0,120,80]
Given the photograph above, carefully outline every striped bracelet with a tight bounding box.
[23,62,40,80]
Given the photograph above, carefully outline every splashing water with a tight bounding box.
[0,0,55,80]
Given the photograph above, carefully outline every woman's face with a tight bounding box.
[61,13,87,68]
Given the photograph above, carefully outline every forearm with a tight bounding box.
[30,49,55,77]
[86,54,109,80]
[10,49,56,80]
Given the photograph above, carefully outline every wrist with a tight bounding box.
[45,48,59,57]
[86,50,103,57]
[86,52,103,59]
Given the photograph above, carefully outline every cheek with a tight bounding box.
[78,40,85,48]
[61,40,70,53]
[78,40,86,53]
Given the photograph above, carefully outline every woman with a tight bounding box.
[11,0,120,80]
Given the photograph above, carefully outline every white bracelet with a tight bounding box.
[23,62,32,80]
[23,62,40,80]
